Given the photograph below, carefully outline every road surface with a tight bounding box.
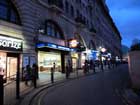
[30,64,131,105]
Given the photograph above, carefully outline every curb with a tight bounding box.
[18,73,94,105]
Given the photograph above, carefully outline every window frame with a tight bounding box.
[0,0,21,25]
[45,21,64,40]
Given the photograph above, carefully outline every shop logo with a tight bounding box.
[0,36,22,51]
[0,39,21,49]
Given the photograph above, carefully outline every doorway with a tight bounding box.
[7,57,18,80]
[6,53,20,82]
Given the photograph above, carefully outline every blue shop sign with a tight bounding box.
[91,50,99,60]
[36,42,74,51]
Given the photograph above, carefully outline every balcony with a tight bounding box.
[48,0,63,13]
[75,17,86,27]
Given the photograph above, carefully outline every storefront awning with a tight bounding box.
[36,42,75,52]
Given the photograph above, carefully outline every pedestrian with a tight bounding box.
[32,63,38,88]
[66,60,70,79]
[90,60,95,73]
[107,59,111,69]
[24,65,31,86]
[83,60,88,75]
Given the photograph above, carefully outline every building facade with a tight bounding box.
[0,0,121,81]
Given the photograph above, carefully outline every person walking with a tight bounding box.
[32,63,38,88]
[90,60,95,73]
[83,60,88,75]
[24,65,31,86]
[66,60,71,79]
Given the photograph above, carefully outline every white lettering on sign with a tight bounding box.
[0,36,22,50]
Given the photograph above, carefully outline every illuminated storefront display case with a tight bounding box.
[0,52,6,81]
[38,51,62,72]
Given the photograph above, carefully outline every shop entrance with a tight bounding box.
[6,53,20,82]
[0,52,20,82]
[7,57,18,80]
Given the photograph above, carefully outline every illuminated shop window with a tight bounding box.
[45,20,64,39]
[0,0,21,25]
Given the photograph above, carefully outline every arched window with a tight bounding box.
[0,0,21,25]
[45,20,64,39]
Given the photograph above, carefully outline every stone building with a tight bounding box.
[0,0,121,81]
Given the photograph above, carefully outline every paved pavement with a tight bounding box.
[28,64,131,105]
[4,64,129,105]
[4,66,105,105]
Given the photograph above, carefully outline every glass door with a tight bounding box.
[7,57,17,80]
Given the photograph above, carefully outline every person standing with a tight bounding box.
[90,60,95,73]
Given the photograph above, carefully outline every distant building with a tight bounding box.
[132,38,140,46]
[122,45,130,61]
[0,0,121,81]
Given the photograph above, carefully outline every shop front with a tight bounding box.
[36,42,72,73]
[38,51,62,72]
[71,52,78,71]
[0,35,22,83]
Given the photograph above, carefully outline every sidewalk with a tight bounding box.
[4,66,110,105]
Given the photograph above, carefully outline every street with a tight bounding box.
[30,64,131,105]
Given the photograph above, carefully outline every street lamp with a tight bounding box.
[99,46,106,71]
[68,39,79,76]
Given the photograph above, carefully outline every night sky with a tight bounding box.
[106,0,140,47]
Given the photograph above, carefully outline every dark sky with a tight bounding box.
[106,0,140,47]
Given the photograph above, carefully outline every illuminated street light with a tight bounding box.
[69,39,79,48]
[101,47,106,53]
[99,46,106,71]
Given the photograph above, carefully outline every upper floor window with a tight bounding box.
[45,20,64,39]
[76,10,80,17]
[70,5,74,17]
[0,0,21,25]
[65,1,69,13]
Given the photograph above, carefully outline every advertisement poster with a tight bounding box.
[23,56,29,68]
[30,56,36,67]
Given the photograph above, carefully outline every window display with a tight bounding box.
[0,52,6,79]
[38,51,61,72]
[7,57,17,80]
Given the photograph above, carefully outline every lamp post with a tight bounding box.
[69,39,79,77]
[0,70,4,105]
[107,53,111,69]
[99,46,106,71]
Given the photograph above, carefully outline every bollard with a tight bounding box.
[66,66,69,79]
[16,71,20,99]
[0,75,4,105]
[93,64,96,73]
[108,62,111,69]
[101,62,104,71]
[76,69,78,77]
[51,68,54,83]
